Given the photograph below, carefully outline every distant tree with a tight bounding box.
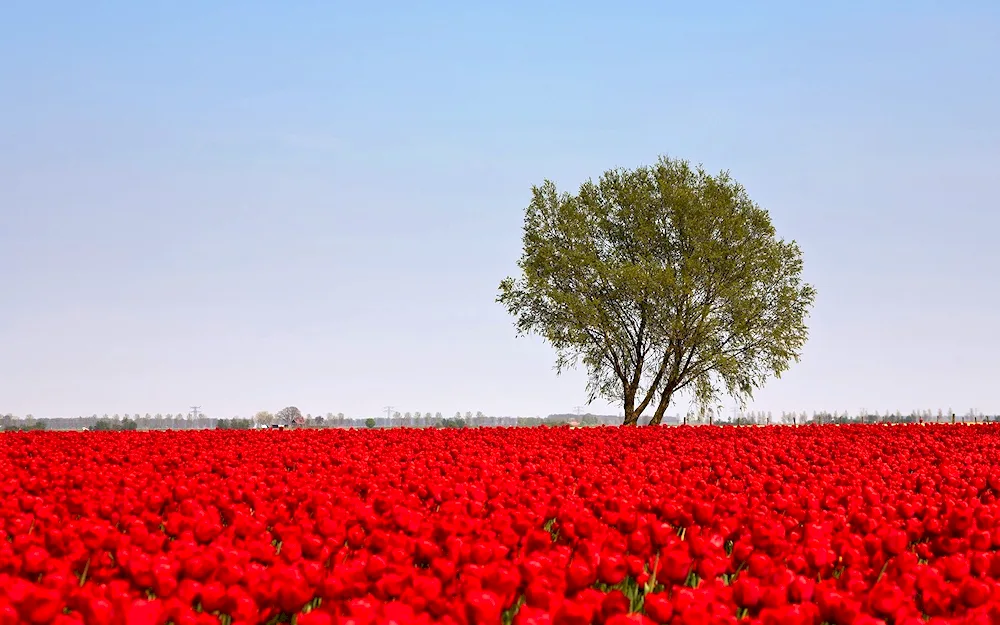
[464,411,473,420]
[435,412,443,420]
[498,156,816,425]
[276,406,302,426]
[255,411,274,427]
[92,417,136,431]
[365,418,376,429]
[314,415,324,425]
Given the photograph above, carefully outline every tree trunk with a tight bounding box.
[622,386,639,426]
[647,388,673,426]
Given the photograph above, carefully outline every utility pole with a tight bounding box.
[574,406,583,417]
[190,406,201,420]
[384,406,393,423]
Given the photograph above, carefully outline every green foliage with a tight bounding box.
[498,156,816,426]
[439,418,467,428]
[516,417,545,427]
[91,417,136,431]
[2,420,47,432]
[365,418,377,429]
[216,418,255,430]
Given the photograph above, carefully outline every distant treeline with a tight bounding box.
[1,409,993,432]
[0,412,630,431]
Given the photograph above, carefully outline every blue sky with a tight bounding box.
[2,1,998,420]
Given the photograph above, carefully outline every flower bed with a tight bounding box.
[1,425,998,624]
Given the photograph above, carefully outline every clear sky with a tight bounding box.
[2,1,998,421]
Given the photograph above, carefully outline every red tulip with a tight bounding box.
[732,577,760,609]
[600,590,629,620]
[643,593,673,623]
[464,591,501,625]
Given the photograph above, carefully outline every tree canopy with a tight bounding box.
[498,156,816,426]
[276,406,303,426]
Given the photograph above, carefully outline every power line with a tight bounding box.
[190,406,201,420]
[384,406,394,422]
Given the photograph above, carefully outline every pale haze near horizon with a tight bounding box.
[2,2,998,421]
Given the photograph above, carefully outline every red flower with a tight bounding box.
[959,577,990,608]
[597,554,628,585]
[657,548,691,585]
[600,590,629,620]
[643,593,673,623]
[464,591,501,625]
[298,611,332,625]
[124,600,162,625]
[732,577,761,609]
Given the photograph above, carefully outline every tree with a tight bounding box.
[365,418,376,429]
[255,411,274,427]
[498,156,816,426]
[276,406,302,426]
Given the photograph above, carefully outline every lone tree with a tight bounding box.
[498,156,816,426]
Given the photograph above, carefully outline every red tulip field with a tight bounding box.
[2,425,999,625]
